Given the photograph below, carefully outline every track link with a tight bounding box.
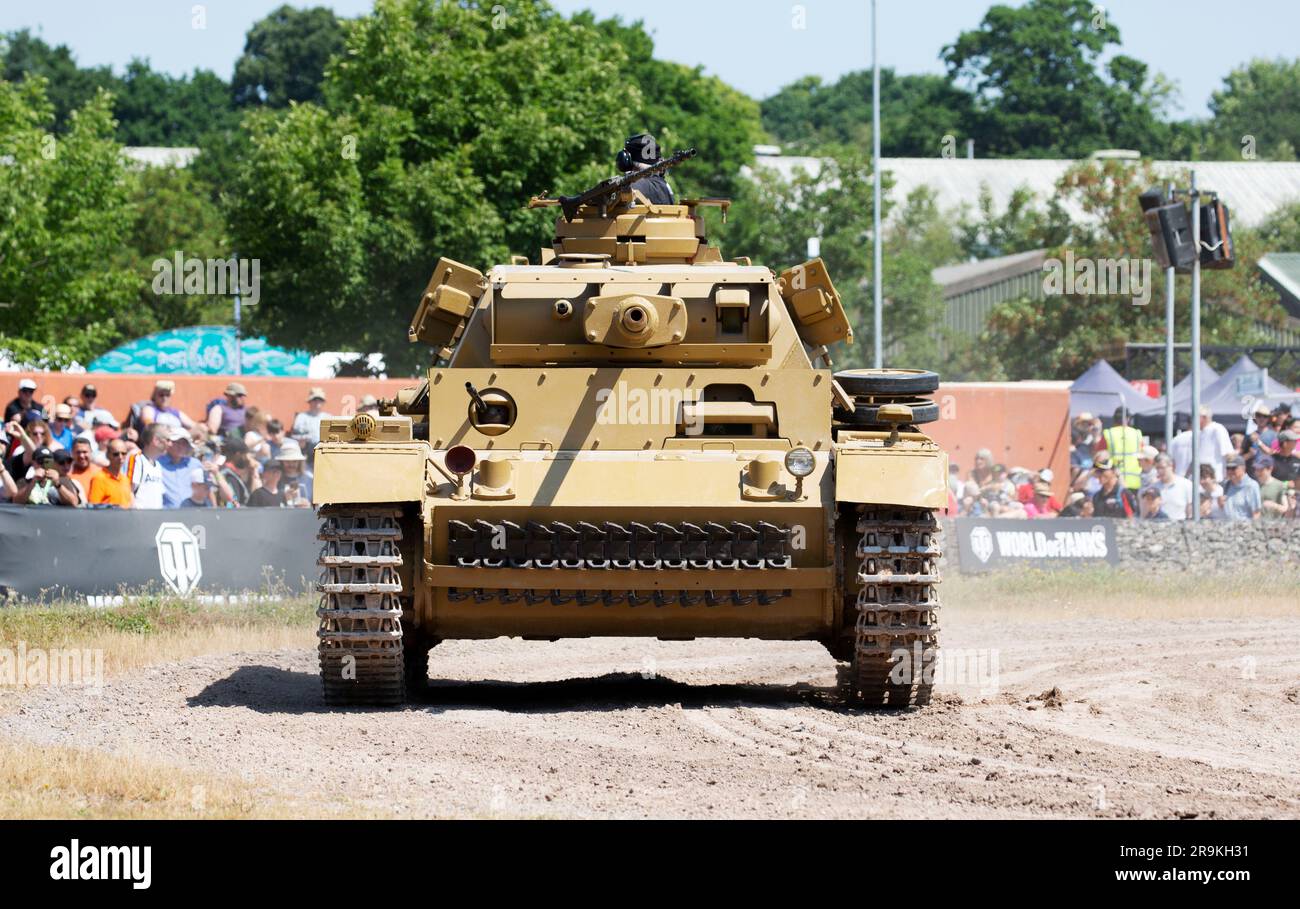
[845,506,941,707]
[317,506,407,706]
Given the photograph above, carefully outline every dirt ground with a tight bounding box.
[1,590,1297,818]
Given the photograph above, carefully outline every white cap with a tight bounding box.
[18,378,37,391]
[1038,468,1054,483]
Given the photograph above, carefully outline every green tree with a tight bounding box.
[0,30,115,133]
[956,184,1072,259]
[1254,201,1300,249]
[0,79,138,367]
[762,69,978,158]
[232,5,346,108]
[716,149,949,369]
[943,0,1173,157]
[228,0,636,372]
[117,166,232,334]
[1208,58,1300,161]
[112,60,239,146]
[968,160,1277,380]
[1,32,237,146]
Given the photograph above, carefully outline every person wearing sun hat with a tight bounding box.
[1058,490,1092,518]
[48,403,78,450]
[291,387,331,461]
[1025,481,1058,518]
[276,439,313,504]
[207,381,249,441]
[157,425,205,508]
[1221,453,1260,521]
[141,379,196,431]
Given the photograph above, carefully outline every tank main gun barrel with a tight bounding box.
[559,147,697,221]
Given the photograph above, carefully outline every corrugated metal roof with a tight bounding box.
[749,154,1300,229]
[932,249,1047,298]
[122,147,200,168]
[3,147,199,169]
[1259,252,1300,318]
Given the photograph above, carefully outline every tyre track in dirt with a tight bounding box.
[1,612,1296,818]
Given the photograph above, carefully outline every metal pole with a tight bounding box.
[871,0,883,369]
[232,247,243,377]
[1190,172,1202,518]
[1164,182,1175,447]
[234,291,243,377]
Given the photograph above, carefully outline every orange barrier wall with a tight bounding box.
[9,372,1075,498]
[927,382,1073,503]
[6,373,416,428]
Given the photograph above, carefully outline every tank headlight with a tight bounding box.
[784,447,815,478]
[445,445,477,476]
[350,413,376,440]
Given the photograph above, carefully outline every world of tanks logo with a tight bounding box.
[155,523,203,595]
[969,525,995,563]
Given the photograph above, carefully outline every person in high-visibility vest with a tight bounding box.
[1102,407,1144,491]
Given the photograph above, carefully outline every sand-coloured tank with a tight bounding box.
[312,150,947,707]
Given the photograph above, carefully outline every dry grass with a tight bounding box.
[0,740,373,819]
[0,596,316,694]
[0,597,376,819]
[945,568,1300,622]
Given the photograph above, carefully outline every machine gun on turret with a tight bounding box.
[556,147,697,221]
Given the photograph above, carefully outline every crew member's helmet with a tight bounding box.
[616,133,661,172]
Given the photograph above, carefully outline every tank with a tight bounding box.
[312,150,948,708]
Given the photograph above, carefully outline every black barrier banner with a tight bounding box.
[954,517,1120,572]
[0,505,319,601]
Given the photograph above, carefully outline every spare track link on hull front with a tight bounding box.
[846,506,941,708]
[444,517,795,606]
[317,506,406,706]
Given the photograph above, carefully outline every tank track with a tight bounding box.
[316,506,407,706]
[846,506,941,707]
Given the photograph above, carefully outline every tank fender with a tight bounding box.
[833,444,948,510]
[312,442,431,506]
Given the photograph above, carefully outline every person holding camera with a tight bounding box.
[12,450,79,506]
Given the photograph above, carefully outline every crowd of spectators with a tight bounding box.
[950,403,1299,522]
[1,378,379,510]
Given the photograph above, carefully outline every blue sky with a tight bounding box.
[2,0,1296,116]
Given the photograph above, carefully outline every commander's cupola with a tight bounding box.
[530,190,732,266]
